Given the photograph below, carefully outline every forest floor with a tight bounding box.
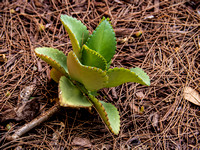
[0,0,200,149]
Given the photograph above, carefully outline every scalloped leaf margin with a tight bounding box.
[130,67,150,86]
[106,67,150,87]
[59,76,92,108]
[86,18,116,63]
[81,45,107,70]
[88,94,120,135]
[67,51,108,91]
[60,15,89,58]
[50,68,64,83]
[35,47,68,75]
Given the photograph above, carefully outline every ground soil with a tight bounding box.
[0,0,200,149]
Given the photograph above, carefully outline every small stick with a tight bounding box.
[7,104,61,141]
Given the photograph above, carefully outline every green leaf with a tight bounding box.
[88,94,120,135]
[130,67,150,86]
[81,45,107,70]
[89,91,99,96]
[86,18,116,63]
[59,76,92,108]
[106,67,150,87]
[61,15,89,58]
[50,68,64,83]
[106,60,112,69]
[35,47,68,75]
[67,51,108,91]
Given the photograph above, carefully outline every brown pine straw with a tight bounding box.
[0,0,200,149]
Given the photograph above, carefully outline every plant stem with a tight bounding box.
[7,103,61,141]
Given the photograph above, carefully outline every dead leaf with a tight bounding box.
[15,98,40,121]
[0,98,39,122]
[111,88,117,99]
[183,86,200,106]
[34,0,43,7]
[136,92,145,99]
[149,113,160,131]
[129,102,139,113]
[152,113,159,128]
[72,137,92,148]
[20,85,35,102]
[128,136,141,146]
[100,144,112,150]
[37,60,42,72]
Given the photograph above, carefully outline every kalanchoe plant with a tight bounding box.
[34,15,150,135]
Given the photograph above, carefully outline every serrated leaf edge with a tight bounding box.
[35,47,68,76]
[98,17,109,24]
[50,68,64,83]
[130,67,150,86]
[58,76,92,108]
[60,15,89,58]
[82,45,107,70]
[85,19,116,62]
[86,19,116,48]
[106,67,150,87]
[68,51,108,91]
[88,94,120,135]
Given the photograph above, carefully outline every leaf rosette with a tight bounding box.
[34,15,150,135]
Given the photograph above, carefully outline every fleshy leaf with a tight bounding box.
[81,45,107,70]
[88,94,120,135]
[35,47,68,75]
[50,68,64,83]
[86,18,116,63]
[61,15,89,58]
[89,91,99,96]
[106,67,150,87]
[67,51,108,91]
[59,76,92,107]
[106,60,112,69]
[130,68,150,86]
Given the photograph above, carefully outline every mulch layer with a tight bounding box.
[0,0,200,149]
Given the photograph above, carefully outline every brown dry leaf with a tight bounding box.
[136,92,145,99]
[152,113,159,128]
[72,137,92,148]
[129,102,145,114]
[34,0,43,7]
[100,144,112,150]
[111,87,117,99]
[129,102,139,113]
[20,85,35,102]
[183,86,200,106]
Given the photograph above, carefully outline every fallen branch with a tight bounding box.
[7,103,61,141]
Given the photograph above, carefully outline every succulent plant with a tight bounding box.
[35,15,150,135]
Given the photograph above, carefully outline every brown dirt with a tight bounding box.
[0,0,200,149]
